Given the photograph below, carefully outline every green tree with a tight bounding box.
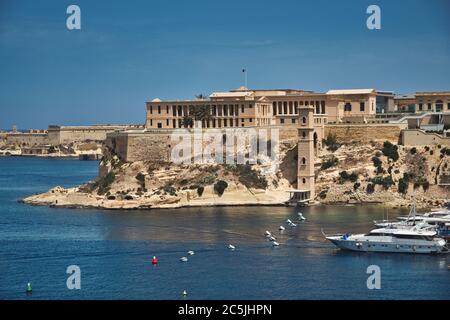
[214,180,228,196]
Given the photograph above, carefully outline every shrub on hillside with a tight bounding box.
[97,171,115,195]
[321,156,339,170]
[319,189,328,199]
[382,141,399,161]
[135,172,145,185]
[372,156,382,168]
[323,133,340,152]
[236,164,268,189]
[398,178,408,194]
[197,186,204,197]
[214,180,228,196]
[338,171,358,184]
[371,175,394,190]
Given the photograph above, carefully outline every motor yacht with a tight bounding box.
[325,226,448,254]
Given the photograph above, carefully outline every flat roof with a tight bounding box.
[209,91,254,98]
[327,89,376,95]
[394,94,415,99]
[416,91,450,96]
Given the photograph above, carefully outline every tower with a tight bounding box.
[297,106,315,201]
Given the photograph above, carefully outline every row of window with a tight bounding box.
[149,117,269,129]
[272,100,326,115]
[417,102,450,111]
[279,116,309,125]
[149,104,255,117]
[344,102,367,112]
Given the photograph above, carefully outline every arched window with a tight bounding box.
[302,117,307,124]
[302,131,306,138]
[344,103,352,112]
[302,178,306,184]
[302,157,306,165]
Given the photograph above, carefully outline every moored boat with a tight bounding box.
[325,226,448,254]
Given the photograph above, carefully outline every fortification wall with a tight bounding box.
[4,133,49,146]
[325,124,406,144]
[402,129,450,146]
[49,125,143,144]
[107,126,299,163]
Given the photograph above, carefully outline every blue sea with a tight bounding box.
[0,157,448,300]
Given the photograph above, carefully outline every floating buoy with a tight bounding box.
[180,257,188,262]
[279,226,285,231]
[228,244,236,250]
[26,282,32,293]
[187,250,195,256]
[272,241,280,247]
[151,256,158,265]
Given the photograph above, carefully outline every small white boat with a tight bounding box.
[298,213,306,221]
[279,226,285,231]
[187,250,195,255]
[272,241,280,247]
[286,219,293,224]
[264,230,271,236]
[180,257,189,262]
[288,222,297,227]
[269,236,277,242]
[228,244,236,250]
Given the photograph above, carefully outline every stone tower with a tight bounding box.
[297,106,315,201]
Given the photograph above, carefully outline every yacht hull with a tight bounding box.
[327,238,447,254]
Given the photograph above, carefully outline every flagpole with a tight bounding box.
[243,68,247,88]
[245,69,247,88]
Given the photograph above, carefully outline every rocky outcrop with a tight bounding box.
[316,141,450,208]
[22,142,296,210]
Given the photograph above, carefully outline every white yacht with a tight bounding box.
[396,209,450,221]
[325,226,448,254]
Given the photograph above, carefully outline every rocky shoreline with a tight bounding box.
[21,184,294,210]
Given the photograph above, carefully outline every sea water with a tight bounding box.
[0,157,448,300]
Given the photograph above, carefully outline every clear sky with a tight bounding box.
[0,0,449,129]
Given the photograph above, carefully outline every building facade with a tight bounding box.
[415,92,450,113]
[145,87,398,130]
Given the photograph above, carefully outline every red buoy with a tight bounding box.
[151,256,158,265]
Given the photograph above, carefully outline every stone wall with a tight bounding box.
[325,124,406,144]
[107,126,300,163]
[4,133,50,146]
[48,125,143,144]
[106,130,172,163]
[401,129,450,146]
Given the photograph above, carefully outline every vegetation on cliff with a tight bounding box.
[316,139,449,208]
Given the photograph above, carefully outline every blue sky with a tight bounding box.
[0,0,449,129]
